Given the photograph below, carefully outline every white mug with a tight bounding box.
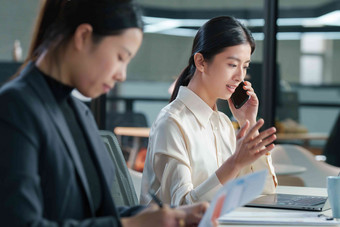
[327,176,340,218]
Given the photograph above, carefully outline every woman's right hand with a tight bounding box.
[121,204,185,227]
[121,202,209,227]
[216,119,276,184]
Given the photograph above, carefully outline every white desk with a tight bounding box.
[274,164,307,175]
[219,186,338,227]
[276,133,328,147]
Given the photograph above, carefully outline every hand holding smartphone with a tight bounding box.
[230,81,250,109]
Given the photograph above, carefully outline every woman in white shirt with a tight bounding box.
[141,16,277,206]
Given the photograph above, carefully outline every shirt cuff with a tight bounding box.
[189,173,223,203]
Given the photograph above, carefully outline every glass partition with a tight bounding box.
[276,0,340,154]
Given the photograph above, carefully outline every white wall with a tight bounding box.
[0,0,39,61]
[127,33,193,81]
[331,41,340,83]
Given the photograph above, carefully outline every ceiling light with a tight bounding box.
[316,10,340,26]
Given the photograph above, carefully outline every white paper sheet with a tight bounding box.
[218,211,340,225]
[198,170,267,227]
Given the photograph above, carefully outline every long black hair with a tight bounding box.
[170,16,255,102]
[14,0,143,77]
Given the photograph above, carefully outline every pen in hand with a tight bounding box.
[148,189,163,208]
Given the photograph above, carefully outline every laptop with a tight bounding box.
[246,172,340,211]
[245,193,330,211]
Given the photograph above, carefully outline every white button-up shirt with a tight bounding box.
[141,86,277,206]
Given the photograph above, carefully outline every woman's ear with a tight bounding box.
[194,52,205,73]
[73,24,93,51]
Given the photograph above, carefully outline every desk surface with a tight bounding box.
[274,164,307,175]
[219,186,337,227]
[114,127,150,138]
[275,186,326,196]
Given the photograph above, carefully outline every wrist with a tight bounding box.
[238,119,256,128]
[216,156,241,184]
[228,154,243,173]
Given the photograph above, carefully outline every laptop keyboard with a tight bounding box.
[279,195,327,206]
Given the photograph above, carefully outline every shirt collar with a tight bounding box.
[177,86,215,128]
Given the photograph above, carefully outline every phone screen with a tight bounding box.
[230,81,250,109]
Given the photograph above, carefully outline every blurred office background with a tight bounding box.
[1,0,340,156]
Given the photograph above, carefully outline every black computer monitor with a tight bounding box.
[246,62,282,109]
[247,62,299,122]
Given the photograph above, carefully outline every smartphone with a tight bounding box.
[230,81,250,109]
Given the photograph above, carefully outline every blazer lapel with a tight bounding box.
[24,63,95,215]
[71,98,116,203]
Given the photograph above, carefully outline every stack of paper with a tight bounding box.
[219,211,340,225]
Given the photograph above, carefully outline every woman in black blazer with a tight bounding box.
[0,0,207,226]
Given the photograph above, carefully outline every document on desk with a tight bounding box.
[218,211,340,225]
[198,170,267,227]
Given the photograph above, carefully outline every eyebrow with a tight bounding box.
[227,56,251,63]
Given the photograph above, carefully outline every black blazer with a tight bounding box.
[0,62,143,226]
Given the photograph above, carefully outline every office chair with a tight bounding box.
[106,111,149,160]
[99,130,139,206]
[128,168,143,201]
[271,144,340,188]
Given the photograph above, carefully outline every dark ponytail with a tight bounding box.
[170,16,255,102]
[14,0,143,78]
[28,1,62,63]
[170,55,195,102]
[13,1,64,77]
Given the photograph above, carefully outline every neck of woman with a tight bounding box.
[35,49,73,87]
[187,73,217,109]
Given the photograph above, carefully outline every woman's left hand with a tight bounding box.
[228,81,258,127]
